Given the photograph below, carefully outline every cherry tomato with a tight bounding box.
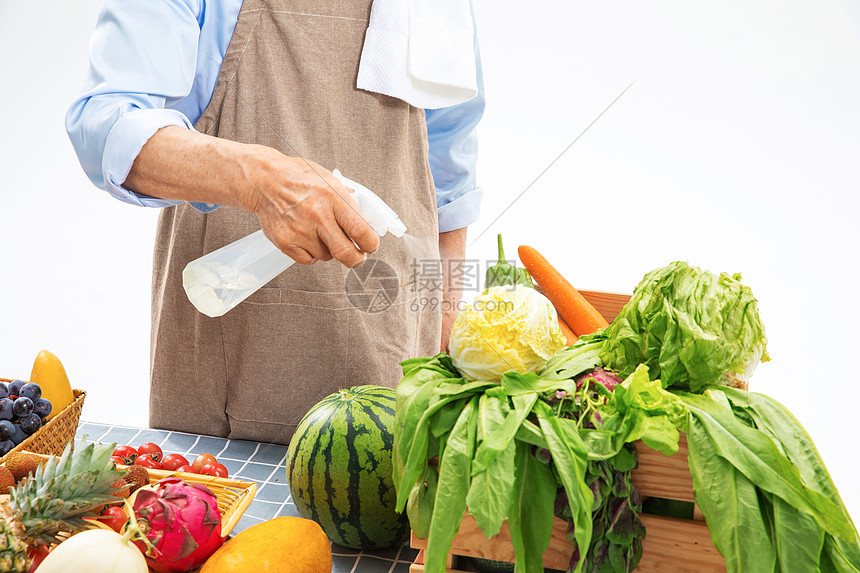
[98,506,128,533]
[137,442,163,463]
[175,464,196,474]
[112,445,138,465]
[134,454,162,470]
[191,453,217,472]
[161,453,190,471]
[199,462,229,478]
[109,455,127,466]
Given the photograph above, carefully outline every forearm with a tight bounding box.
[439,227,468,295]
[124,126,378,267]
[438,227,468,351]
[124,126,258,210]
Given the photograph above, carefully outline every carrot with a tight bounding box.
[557,316,578,345]
[517,245,609,336]
[533,281,579,345]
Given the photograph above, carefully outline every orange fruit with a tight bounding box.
[29,350,75,420]
[200,517,331,573]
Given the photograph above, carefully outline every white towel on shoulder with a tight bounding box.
[357,0,478,110]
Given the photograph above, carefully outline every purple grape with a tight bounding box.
[20,414,42,435]
[0,382,7,399]
[0,398,13,421]
[12,397,34,418]
[10,424,27,445]
[33,398,52,419]
[7,380,24,397]
[20,383,41,401]
[0,420,13,441]
[0,439,14,456]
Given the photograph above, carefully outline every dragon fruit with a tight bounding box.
[132,477,224,572]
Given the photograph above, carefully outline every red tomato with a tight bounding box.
[98,506,128,533]
[191,453,217,472]
[175,464,196,474]
[160,453,190,471]
[137,442,163,463]
[109,455,127,466]
[199,462,229,478]
[112,445,138,465]
[134,454,162,470]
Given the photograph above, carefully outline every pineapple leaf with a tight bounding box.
[67,442,93,476]
[7,440,126,547]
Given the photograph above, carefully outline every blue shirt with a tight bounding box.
[65,0,485,232]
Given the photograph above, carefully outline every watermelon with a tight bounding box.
[285,385,408,549]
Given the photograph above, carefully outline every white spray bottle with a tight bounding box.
[182,170,407,317]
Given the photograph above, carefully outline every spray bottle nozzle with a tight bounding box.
[333,170,407,238]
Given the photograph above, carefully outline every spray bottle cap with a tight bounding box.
[333,170,407,238]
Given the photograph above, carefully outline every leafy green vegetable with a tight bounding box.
[394,355,493,512]
[719,387,860,571]
[686,413,777,572]
[509,441,557,573]
[678,388,860,573]
[472,393,538,473]
[425,396,479,573]
[535,402,593,573]
[599,262,769,392]
[485,234,535,289]
[467,389,518,537]
[407,464,438,539]
[580,365,683,459]
[678,391,854,541]
[770,492,825,573]
[538,335,605,381]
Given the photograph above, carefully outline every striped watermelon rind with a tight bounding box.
[286,385,408,549]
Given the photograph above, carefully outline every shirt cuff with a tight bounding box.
[102,108,221,212]
[436,186,483,233]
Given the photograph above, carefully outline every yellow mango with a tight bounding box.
[200,517,332,573]
[29,350,75,420]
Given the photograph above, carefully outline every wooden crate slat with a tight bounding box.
[412,514,573,570]
[578,289,630,323]
[411,510,726,572]
[410,550,468,573]
[637,515,725,572]
[631,434,696,503]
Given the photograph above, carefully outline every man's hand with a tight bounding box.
[242,149,378,267]
[125,126,379,268]
[439,228,468,352]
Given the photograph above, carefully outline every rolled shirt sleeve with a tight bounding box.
[65,0,216,211]
[425,1,485,233]
[67,0,484,223]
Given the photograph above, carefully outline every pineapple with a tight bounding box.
[0,440,126,572]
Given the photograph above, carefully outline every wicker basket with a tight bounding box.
[143,466,258,537]
[0,377,86,465]
[16,452,258,538]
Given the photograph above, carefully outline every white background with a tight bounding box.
[1,0,858,520]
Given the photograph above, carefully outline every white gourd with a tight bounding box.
[36,529,149,573]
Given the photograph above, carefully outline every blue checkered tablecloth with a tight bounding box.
[75,421,419,573]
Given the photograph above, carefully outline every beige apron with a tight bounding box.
[150,0,442,444]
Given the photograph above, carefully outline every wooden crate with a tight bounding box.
[409,290,726,572]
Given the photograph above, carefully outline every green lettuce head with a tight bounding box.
[599,261,769,393]
[449,284,566,381]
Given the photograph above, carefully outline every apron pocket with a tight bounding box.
[220,286,353,442]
